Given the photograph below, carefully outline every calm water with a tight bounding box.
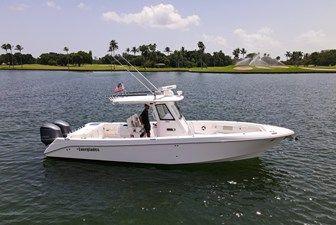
[0,71,335,225]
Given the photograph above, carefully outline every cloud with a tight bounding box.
[233,27,281,52]
[202,34,227,47]
[102,3,200,30]
[46,0,61,10]
[9,3,29,11]
[295,30,326,45]
[293,30,333,52]
[77,2,89,11]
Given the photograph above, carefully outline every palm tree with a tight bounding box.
[7,44,14,68]
[139,45,149,58]
[108,40,118,70]
[197,41,205,67]
[176,51,183,68]
[1,44,9,67]
[63,46,69,70]
[1,44,8,53]
[285,51,292,61]
[148,43,156,52]
[240,48,247,58]
[131,46,138,55]
[197,41,205,52]
[276,56,281,61]
[164,46,171,55]
[303,53,310,66]
[180,47,186,65]
[15,45,24,68]
[126,48,130,54]
[232,48,240,59]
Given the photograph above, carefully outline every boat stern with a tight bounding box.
[44,138,67,156]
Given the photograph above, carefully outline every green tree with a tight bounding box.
[2,44,9,67]
[212,50,232,66]
[69,51,92,67]
[176,51,182,68]
[165,46,171,55]
[71,53,83,67]
[289,51,303,66]
[197,41,205,67]
[1,44,10,67]
[139,45,149,58]
[232,48,240,59]
[108,40,118,70]
[131,47,138,55]
[148,43,157,52]
[1,44,9,53]
[7,44,14,68]
[15,45,24,68]
[197,41,205,52]
[91,42,238,68]
[63,46,69,70]
[240,48,247,58]
[302,53,310,66]
[285,51,292,61]
[180,47,186,63]
[126,47,130,54]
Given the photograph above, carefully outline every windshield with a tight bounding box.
[155,104,174,120]
[172,103,182,119]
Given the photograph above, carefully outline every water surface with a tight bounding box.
[0,71,335,224]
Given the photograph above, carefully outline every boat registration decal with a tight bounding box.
[77,147,100,152]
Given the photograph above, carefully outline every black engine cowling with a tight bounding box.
[54,120,71,137]
[40,123,62,146]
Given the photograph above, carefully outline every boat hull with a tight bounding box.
[44,136,285,164]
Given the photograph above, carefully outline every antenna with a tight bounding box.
[119,55,159,91]
[111,55,154,94]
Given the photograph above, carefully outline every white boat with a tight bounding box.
[40,56,295,164]
[41,84,294,164]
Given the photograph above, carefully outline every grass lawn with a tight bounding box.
[1,64,336,73]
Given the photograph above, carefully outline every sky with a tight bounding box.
[1,0,336,59]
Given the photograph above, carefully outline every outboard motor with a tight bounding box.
[54,120,71,137]
[40,123,62,146]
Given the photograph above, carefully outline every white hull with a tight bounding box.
[41,81,295,165]
[44,122,293,164]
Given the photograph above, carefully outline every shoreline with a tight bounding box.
[1,64,336,74]
[2,69,336,74]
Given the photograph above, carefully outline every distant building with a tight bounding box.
[236,57,252,66]
[236,53,284,66]
[155,63,166,67]
[261,55,284,66]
